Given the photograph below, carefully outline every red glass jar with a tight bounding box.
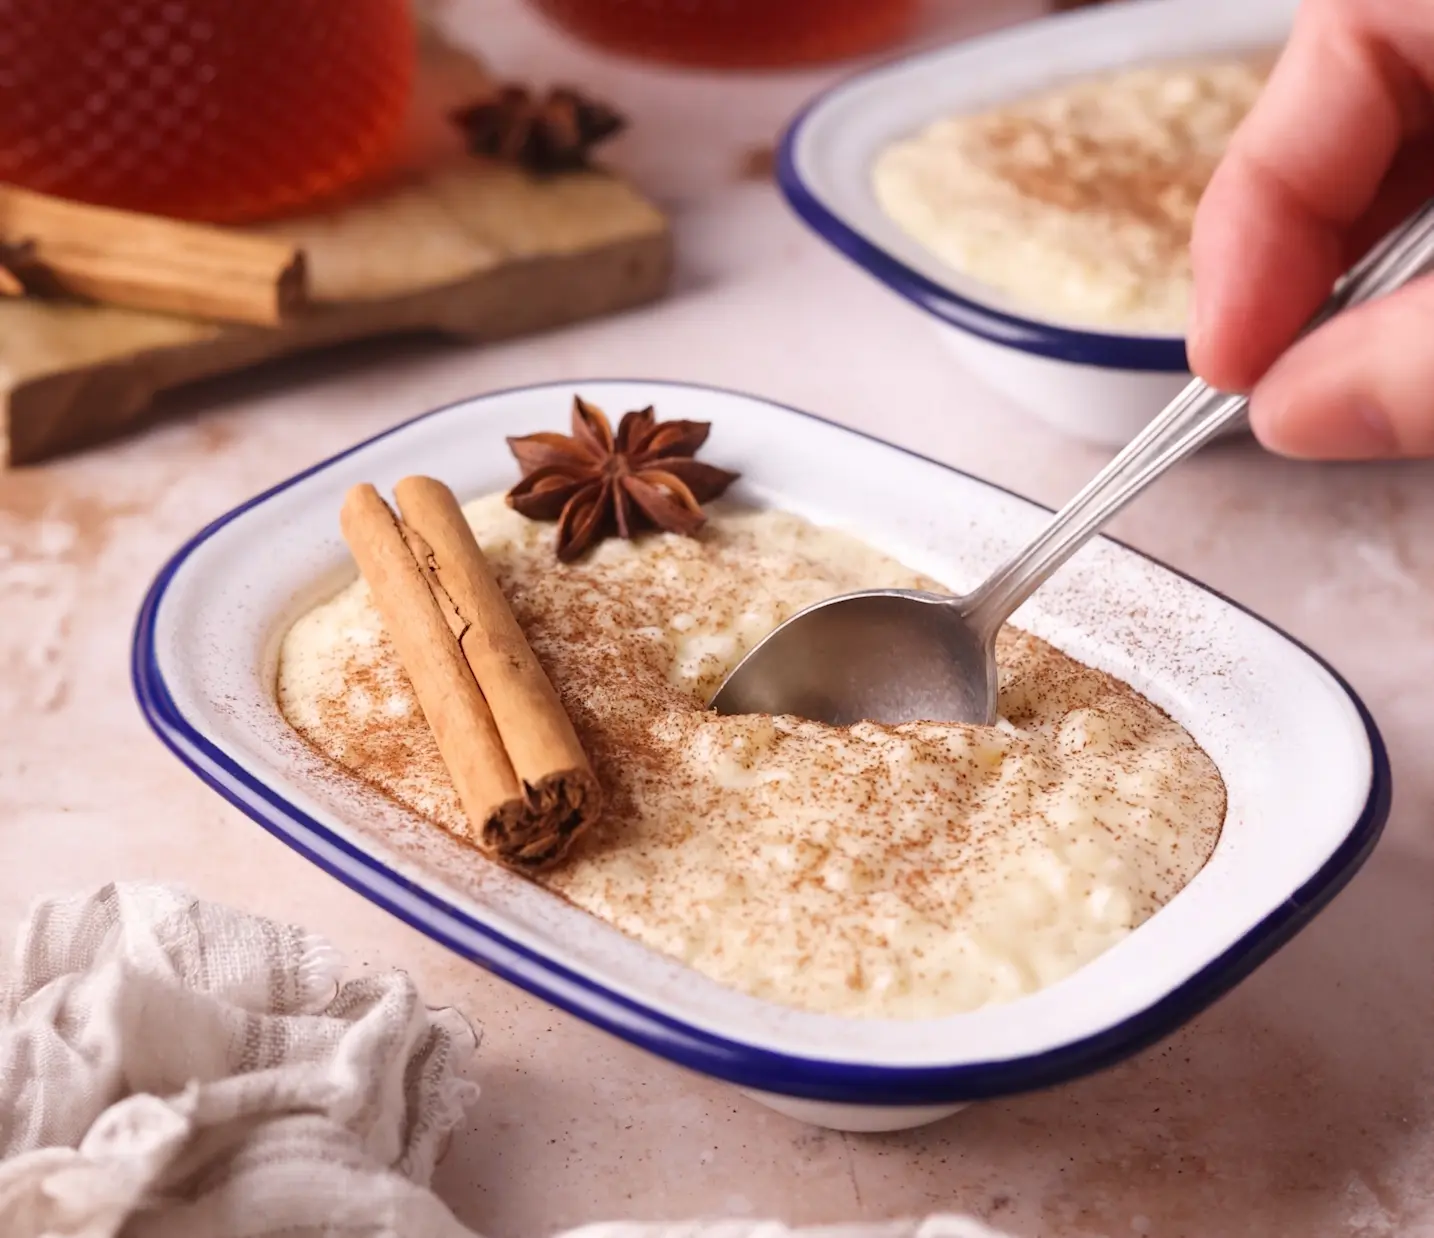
[527,0,921,69]
[0,0,415,224]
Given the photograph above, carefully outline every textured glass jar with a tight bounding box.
[0,0,416,224]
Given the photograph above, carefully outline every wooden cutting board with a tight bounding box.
[0,26,671,466]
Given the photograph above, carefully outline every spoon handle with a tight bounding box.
[961,196,1434,640]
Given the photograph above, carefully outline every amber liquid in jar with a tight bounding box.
[0,0,415,225]
[528,0,920,69]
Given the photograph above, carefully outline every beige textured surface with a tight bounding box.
[1,2,1431,1236]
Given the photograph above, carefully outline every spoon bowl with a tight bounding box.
[707,589,993,726]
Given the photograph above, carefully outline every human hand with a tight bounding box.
[1187,0,1434,459]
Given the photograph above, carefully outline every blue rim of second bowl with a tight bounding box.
[131,380,1387,1109]
[775,51,1192,374]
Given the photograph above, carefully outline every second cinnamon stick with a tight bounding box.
[0,184,307,326]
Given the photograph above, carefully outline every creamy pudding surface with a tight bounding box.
[872,55,1272,332]
[278,495,1225,1020]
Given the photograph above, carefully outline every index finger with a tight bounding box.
[1187,0,1434,391]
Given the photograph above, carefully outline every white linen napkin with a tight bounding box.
[0,882,1016,1238]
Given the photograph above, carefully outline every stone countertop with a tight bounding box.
[2,3,1431,1235]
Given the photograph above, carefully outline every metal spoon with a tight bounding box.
[710,199,1434,727]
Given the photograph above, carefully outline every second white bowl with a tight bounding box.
[779,0,1298,446]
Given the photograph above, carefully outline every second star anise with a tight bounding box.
[506,396,740,562]
[451,85,625,174]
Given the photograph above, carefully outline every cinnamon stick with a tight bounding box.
[339,479,601,870]
[0,185,306,326]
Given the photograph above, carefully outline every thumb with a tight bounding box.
[1248,273,1434,459]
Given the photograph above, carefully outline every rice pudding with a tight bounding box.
[278,496,1226,1020]
[872,55,1272,332]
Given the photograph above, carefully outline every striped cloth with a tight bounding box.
[0,883,1013,1238]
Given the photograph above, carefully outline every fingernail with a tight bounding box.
[1348,401,1400,457]
[1264,398,1399,460]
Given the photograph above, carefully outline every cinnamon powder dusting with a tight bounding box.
[277,495,1226,1019]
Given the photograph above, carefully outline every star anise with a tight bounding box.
[451,85,626,174]
[506,396,740,562]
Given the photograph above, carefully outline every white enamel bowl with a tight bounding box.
[778,0,1298,447]
[133,381,1389,1132]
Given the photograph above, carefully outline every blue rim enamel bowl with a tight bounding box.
[777,0,1298,447]
[133,380,1389,1132]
